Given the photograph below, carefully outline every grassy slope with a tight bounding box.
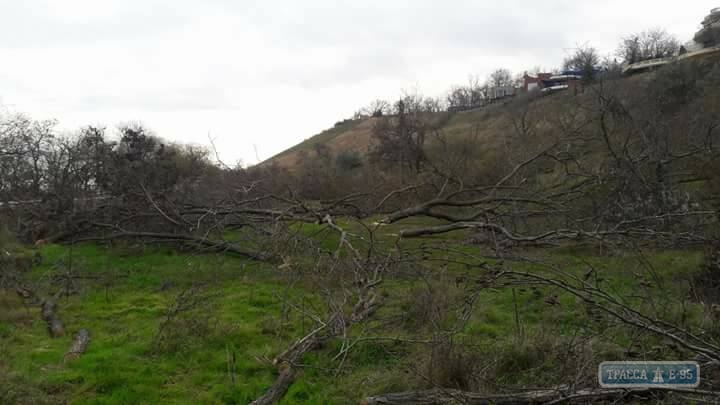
[262,99,518,172]
[0,220,708,404]
[264,119,369,170]
[262,58,713,174]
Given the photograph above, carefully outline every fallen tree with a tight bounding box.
[72,229,274,261]
[362,386,720,405]
[15,286,65,338]
[252,275,382,405]
[251,218,383,405]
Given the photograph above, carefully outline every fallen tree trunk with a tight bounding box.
[251,365,297,405]
[397,221,566,241]
[40,298,65,337]
[361,387,720,405]
[72,231,273,261]
[15,286,65,338]
[250,316,342,405]
[251,279,381,405]
[64,329,91,362]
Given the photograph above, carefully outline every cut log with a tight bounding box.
[40,298,65,337]
[362,387,561,405]
[15,286,65,337]
[361,387,720,405]
[64,329,90,362]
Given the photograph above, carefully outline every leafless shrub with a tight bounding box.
[482,332,598,390]
[152,284,220,354]
[402,282,452,331]
[424,338,482,391]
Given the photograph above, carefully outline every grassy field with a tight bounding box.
[0,220,710,404]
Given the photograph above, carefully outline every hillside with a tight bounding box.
[264,101,514,171]
[262,80,637,172]
[263,52,718,175]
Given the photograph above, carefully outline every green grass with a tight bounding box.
[1,244,310,404]
[0,223,711,403]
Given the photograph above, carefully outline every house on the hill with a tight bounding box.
[540,70,584,93]
[622,56,676,75]
[523,72,552,92]
[522,70,585,94]
[486,85,516,101]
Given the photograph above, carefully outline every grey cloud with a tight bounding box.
[0,1,191,48]
[222,0,581,50]
[71,85,234,112]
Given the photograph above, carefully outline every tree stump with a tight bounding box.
[64,329,90,362]
[40,298,65,337]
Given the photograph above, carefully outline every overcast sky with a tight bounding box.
[1,1,717,165]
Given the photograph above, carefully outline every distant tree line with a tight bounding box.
[0,117,214,241]
[350,26,690,119]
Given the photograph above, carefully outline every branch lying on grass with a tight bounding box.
[251,278,381,405]
[374,183,428,212]
[180,207,314,223]
[500,267,720,363]
[250,320,333,405]
[398,221,565,241]
[16,286,65,338]
[397,221,711,246]
[251,217,383,405]
[362,386,720,405]
[72,230,273,261]
[251,364,296,405]
[382,195,555,225]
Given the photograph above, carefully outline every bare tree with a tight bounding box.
[446,76,485,110]
[488,68,513,88]
[563,45,600,82]
[617,28,680,64]
[358,99,392,118]
[446,85,473,110]
[371,93,435,174]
